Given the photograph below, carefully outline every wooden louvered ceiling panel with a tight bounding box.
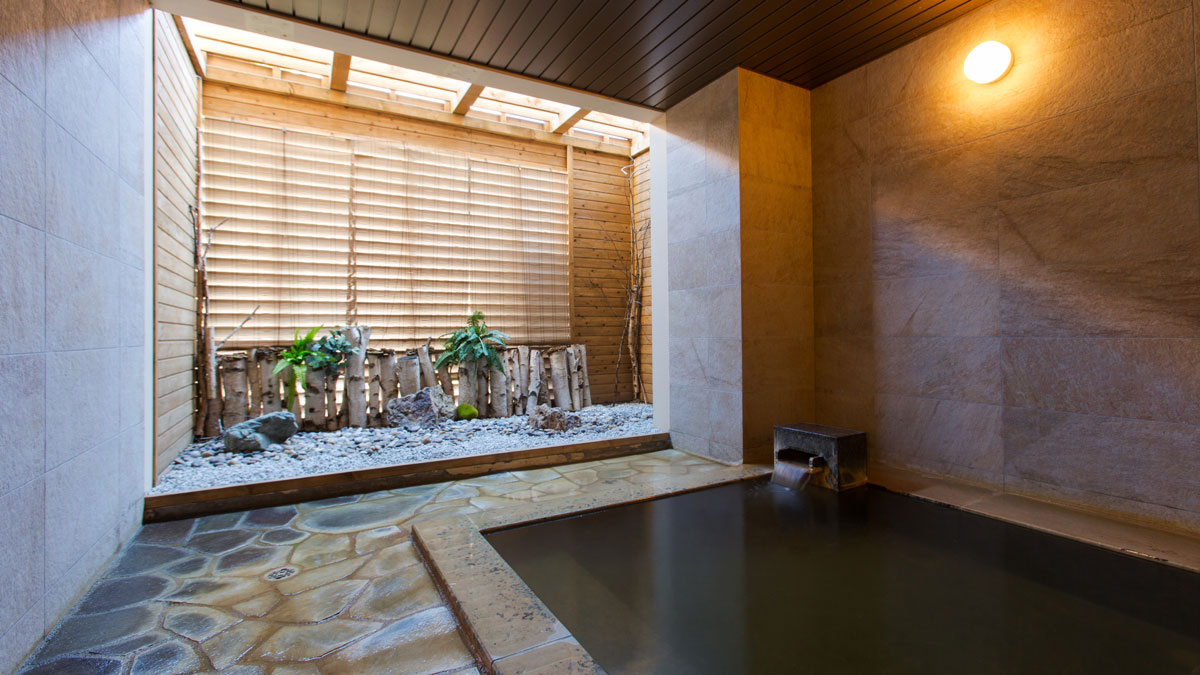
[224,0,993,109]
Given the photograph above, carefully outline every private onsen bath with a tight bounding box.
[3,0,1199,673]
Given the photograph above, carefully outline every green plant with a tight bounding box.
[456,404,479,420]
[272,327,361,409]
[434,311,509,377]
[274,325,322,409]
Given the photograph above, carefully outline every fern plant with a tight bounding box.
[272,326,360,409]
[434,311,509,377]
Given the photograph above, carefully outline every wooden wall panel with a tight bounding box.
[202,83,642,405]
[153,11,201,476]
[632,151,651,403]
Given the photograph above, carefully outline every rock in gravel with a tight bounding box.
[224,411,299,454]
[385,386,455,428]
[527,404,581,431]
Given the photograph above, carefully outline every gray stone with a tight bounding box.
[77,575,169,614]
[527,404,581,431]
[24,656,122,675]
[385,386,455,428]
[111,545,190,576]
[223,412,298,454]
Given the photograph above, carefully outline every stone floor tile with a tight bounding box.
[260,528,307,545]
[478,480,536,496]
[201,620,274,670]
[358,542,420,577]
[293,494,435,534]
[266,579,367,623]
[252,620,382,662]
[194,512,245,533]
[459,473,519,487]
[34,604,159,662]
[76,575,170,614]
[290,533,353,567]
[23,656,123,674]
[167,577,270,607]
[354,525,405,554]
[266,665,319,675]
[275,555,367,595]
[300,495,360,510]
[231,592,281,618]
[469,495,528,510]
[595,468,637,480]
[132,519,195,545]
[129,638,203,675]
[510,468,562,483]
[389,483,447,497]
[188,529,257,554]
[436,484,480,502]
[242,506,299,528]
[110,544,191,576]
[319,607,473,675]
[89,630,167,656]
[163,604,239,641]
[164,556,211,577]
[530,478,580,498]
[346,563,440,621]
[561,468,599,485]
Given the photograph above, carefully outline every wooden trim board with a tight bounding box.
[143,432,671,522]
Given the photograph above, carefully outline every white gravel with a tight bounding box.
[152,403,659,495]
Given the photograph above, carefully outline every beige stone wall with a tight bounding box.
[666,69,813,464]
[738,70,814,462]
[666,70,743,463]
[811,0,1200,532]
[0,0,150,669]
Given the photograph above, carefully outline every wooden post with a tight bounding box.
[577,344,593,407]
[367,353,382,426]
[489,363,509,418]
[476,365,490,417]
[527,349,543,414]
[436,363,454,398]
[397,356,420,396]
[379,351,398,404]
[304,368,327,431]
[324,369,339,430]
[457,359,477,410]
[257,350,280,413]
[417,344,436,389]
[200,326,223,436]
[344,325,370,427]
[219,353,250,428]
[565,346,582,411]
[548,348,571,409]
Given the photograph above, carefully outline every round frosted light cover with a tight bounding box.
[963,41,1012,83]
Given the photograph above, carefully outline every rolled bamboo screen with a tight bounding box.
[199,117,570,351]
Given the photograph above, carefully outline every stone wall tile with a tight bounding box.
[876,336,1002,404]
[45,236,120,351]
[0,216,46,352]
[45,349,121,467]
[872,204,999,279]
[875,393,1004,483]
[0,479,45,649]
[997,166,1200,268]
[875,271,1000,337]
[45,3,120,170]
[873,137,998,224]
[0,78,46,229]
[45,122,118,255]
[0,0,46,106]
[0,354,47,495]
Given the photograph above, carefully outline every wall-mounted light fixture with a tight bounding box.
[963,41,1012,84]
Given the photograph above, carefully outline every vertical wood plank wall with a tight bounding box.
[631,151,652,402]
[186,83,641,413]
[153,12,200,476]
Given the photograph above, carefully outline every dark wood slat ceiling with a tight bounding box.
[225,0,994,109]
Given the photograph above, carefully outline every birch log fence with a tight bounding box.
[203,326,592,436]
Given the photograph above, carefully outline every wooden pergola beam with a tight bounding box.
[330,52,351,91]
[452,83,484,115]
[553,106,590,134]
[173,15,206,77]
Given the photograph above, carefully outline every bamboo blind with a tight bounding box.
[199,117,570,350]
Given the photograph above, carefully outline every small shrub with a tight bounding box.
[434,311,509,377]
[456,404,479,420]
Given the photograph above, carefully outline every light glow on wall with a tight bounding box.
[963,41,1013,84]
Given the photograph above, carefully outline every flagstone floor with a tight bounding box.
[19,449,722,674]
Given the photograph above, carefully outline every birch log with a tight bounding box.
[489,364,508,418]
[577,344,593,407]
[436,364,454,398]
[304,369,327,430]
[247,349,262,418]
[344,325,370,427]
[523,348,539,415]
[220,354,250,428]
[258,350,280,414]
[565,347,582,411]
[548,349,571,409]
[324,370,339,430]
[397,356,420,396]
[379,352,398,403]
[457,360,477,409]
[507,351,520,415]
[417,345,436,390]
[516,347,530,415]
[367,354,381,426]
[201,327,223,436]
[476,366,490,417]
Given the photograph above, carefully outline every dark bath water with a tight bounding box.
[487,479,1200,674]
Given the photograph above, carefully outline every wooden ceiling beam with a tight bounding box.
[452,83,485,115]
[173,15,206,78]
[330,52,352,91]
[553,106,590,134]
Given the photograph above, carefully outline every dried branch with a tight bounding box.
[215,304,261,352]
